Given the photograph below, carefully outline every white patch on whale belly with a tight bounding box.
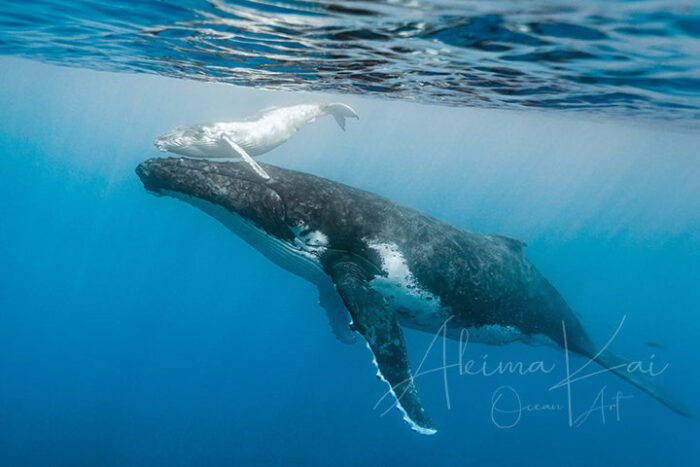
[366,240,554,349]
[366,240,445,328]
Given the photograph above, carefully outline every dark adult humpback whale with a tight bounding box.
[136,158,690,434]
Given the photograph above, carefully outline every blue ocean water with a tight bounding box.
[1,1,700,466]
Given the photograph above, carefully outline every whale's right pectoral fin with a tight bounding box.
[328,261,437,435]
[222,135,270,180]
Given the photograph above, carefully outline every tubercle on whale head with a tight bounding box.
[135,157,294,241]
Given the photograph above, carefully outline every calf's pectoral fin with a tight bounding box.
[222,135,270,180]
[328,260,437,435]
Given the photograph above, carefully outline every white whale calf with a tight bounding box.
[154,102,359,179]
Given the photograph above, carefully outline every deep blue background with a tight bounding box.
[1,58,699,466]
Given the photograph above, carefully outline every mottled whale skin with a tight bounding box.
[136,158,690,434]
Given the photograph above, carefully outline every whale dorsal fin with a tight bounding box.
[488,234,527,253]
[328,260,437,435]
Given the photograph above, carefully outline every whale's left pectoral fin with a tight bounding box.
[222,135,271,180]
[328,261,437,435]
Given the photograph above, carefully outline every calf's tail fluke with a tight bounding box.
[593,349,693,418]
[323,103,359,130]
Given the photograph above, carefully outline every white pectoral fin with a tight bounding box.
[222,135,271,180]
[328,260,437,434]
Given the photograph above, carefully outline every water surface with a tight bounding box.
[1,0,699,124]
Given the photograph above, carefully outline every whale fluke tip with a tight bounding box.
[324,103,359,130]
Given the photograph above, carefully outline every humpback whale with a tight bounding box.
[136,158,691,434]
[154,102,358,180]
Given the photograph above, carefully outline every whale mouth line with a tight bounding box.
[138,157,269,179]
[135,158,282,214]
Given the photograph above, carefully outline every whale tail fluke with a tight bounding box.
[323,103,359,131]
[592,348,693,418]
